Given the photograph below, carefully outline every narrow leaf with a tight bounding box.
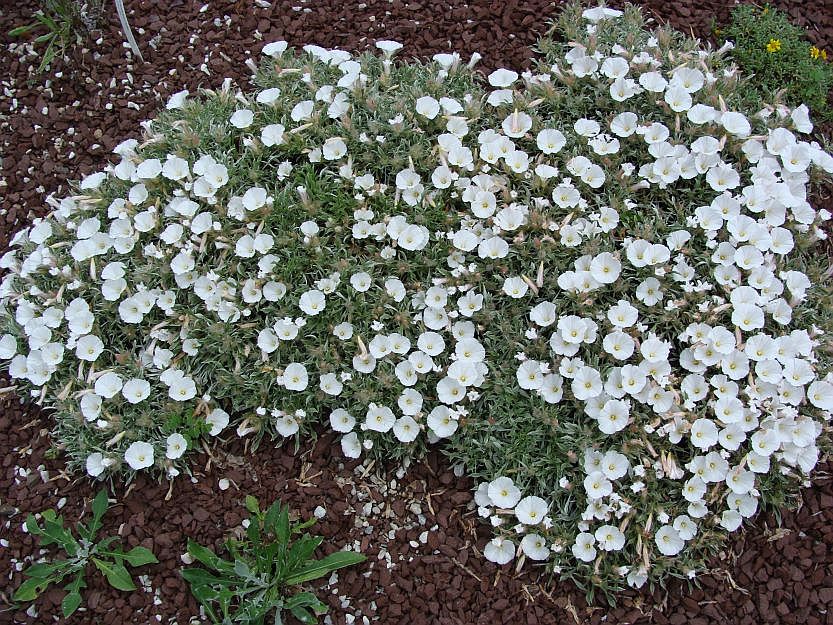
[113,0,144,62]
[285,552,366,585]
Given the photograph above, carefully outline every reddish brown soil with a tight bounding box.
[1,1,833,624]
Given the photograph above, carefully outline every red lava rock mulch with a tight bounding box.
[2,1,833,624]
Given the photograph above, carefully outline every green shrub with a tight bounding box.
[182,496,366,624]
[2,0,833,599]
[721,4,833,120]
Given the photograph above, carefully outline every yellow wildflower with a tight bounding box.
[766,39,781,53]
[811,46,820,59]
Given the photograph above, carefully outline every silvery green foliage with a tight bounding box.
[2,2,832,591]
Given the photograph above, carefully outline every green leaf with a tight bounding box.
[286,535,323,572]
[285,591,327,614]
[23,562,63,579]
[186,540,234,573]
[24,514,44,536]
[289,605,317,624]
[180,567,236,588]
[61,591,82,617]
[91,490,109,523]
[92,558,135,592]
[121,546,158,567]
[284,551,366,586]
[232,559,251,579]
[275,505,290,544]
[8,23,37,37]
[244,495,260,515]
[13,577,50,602]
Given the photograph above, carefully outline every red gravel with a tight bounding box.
[1,1,833,624]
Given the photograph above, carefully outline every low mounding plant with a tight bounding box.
[13,490,158,617]
[2,0,833,596]
[181,496,366,624]
[720,4,833,120]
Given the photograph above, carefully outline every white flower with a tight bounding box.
[415,96,440,119]
[572,532,597,562]
[341,432,362,458]
[595,525,625,551]
[521,534,550,560]
[124,441,155,470]
[166,89,189,109]
[256,87,282,105]
[330,408,355,433]
[487,476,521,508]
[76,334,104,362]
[514,496,548,525]
[282,363,309,391]
[350,272,372,292]
[690,418,718,450]
[583,471,612,499]
[94,372,123,398]
[364,404,395,433]
[517,360,544,391]
[427,405,458,438]
[589,252,621,284]
[323,137,348,160]
[582,6,623,21]
[262,41,288,57]
[206,408,230,436]
[136,159,162,180]
[230,109,254,129]
[437,376,465,404]
[655,525,684,556]
[375,40,403,56]
[80,394,102,421]
[166,433,188,459]
[502,111,532,138]
[720,111,751,136]
[488,68,519,88]
[168,375,197,401]
[484,537,515,565]
[275,413,300,437]
[502,276,529,298]
[86,452,107,477]
[392,416,420,442]
[261,124,286,147]
[122,378,151,404]
[299,290,326,315]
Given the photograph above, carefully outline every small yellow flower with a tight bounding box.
[811,46,820,59]
[766,39,781,53]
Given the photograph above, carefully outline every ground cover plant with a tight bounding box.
[2,0,833,604]
[182,495,366,624]
[12,489,158,617]
[721,4,833,121]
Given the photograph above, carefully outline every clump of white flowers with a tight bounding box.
[1,1,832,592]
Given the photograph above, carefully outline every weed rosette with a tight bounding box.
[2,2,833,596]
